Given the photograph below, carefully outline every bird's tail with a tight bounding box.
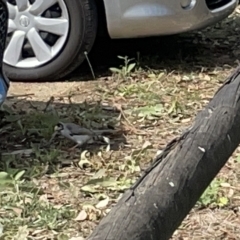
[93,135,110,145]
[93,129,120,135]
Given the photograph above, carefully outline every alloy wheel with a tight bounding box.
[5,0,70,68]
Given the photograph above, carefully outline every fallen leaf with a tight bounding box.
[15,225,29,239]
[96,197,109,209]
[31,229,45,236]
[78,159,92,169]
[105,208,111,214]
[14,170,25,181]
[133,104,163,119]
[141,141,152,150]
[148,73,156,78]
[182,75,190,81]
[228,188,234,198]
[84,177,118,188]
[12,207,23,217]
[93,169,106,179]
[81,185,99,194]
[105,144,111,152]
[155,150,163,157]
[218,197,229,207]
[82,204,97,211]
[220,182,231,188]
[88,212,98,221]
[0,223,3,235]
[95,193,108,200]
[57,233,69,240]
[39,194,49,202]
[0,172,9,180]
[74,210,88,221]
[24,197,33,204]
[181,118,191,123]
[0,172,13,186]
[80,150,90,160]
[203,74,211,81]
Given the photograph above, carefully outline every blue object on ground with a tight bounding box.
[0,0,9,106]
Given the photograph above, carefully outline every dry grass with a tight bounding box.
[1,6,240,240]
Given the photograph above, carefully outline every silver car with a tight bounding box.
[4,0,238,81]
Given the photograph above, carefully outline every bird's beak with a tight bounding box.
[54,125,59,132]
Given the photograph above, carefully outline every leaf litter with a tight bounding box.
[1,7,240,240]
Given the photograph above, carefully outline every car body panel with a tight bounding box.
[102,0,238,38]
[0,0,9,106]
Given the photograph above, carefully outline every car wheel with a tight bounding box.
[4,0,97,81]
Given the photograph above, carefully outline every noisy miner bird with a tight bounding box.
[53,122,116,151]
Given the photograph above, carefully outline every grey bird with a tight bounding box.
[54,122,113,151]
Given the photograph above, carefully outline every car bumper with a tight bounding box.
[103,0,238,38]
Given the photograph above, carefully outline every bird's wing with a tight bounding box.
[65,123,95,136]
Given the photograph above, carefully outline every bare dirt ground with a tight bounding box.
[1,6,240,240]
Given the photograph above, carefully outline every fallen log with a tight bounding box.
[88,67,240,240]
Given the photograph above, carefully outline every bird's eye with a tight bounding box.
[57,123,64,129]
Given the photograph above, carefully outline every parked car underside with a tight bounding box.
[3,0,239,81]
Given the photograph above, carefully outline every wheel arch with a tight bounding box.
[94,0,109,37]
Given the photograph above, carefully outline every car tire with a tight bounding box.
[4,0,98,81]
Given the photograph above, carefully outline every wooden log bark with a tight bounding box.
[88,67,240,240]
